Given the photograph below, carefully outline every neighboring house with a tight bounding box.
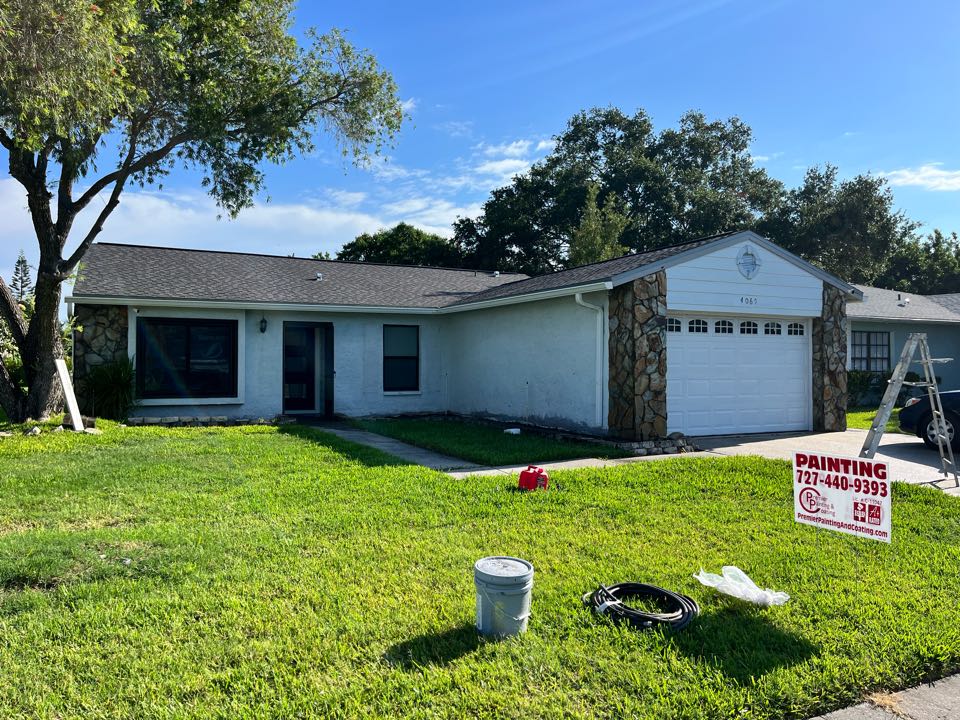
[848,286,960,392]
[67,230,859,439]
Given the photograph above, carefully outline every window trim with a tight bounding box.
[688,318,708,334]
[128,308,245,406]
[715,319,734,335]
[134,315,240,405]
[764,321,782,336]
[666,318,682,333]
[851,330,891,373]
[383,324,420,393]
[740,320,758,335]
[787,322,805,336]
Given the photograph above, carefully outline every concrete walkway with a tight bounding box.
[813,673,960,719]
[314,425,485,471]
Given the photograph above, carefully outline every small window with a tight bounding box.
[740,321,758,335]
[851,331,890,372]
[764,322,782,336]
[715,320,734,335]
[787,322,804,336]
[688,319,708,334]
[666,318,681,333]
[383,325,419,391]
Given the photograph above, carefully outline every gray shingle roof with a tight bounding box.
[451,232,739,305]
[849,285,960,323]
[71,243,527,309]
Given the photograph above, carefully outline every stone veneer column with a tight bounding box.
[812,284,848,431]
[73,304,129,408]
[607,271,667,440]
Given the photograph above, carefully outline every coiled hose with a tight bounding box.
[583,582,700,631]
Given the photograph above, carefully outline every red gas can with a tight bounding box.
[518,465,549,491]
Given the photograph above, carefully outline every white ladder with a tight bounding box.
[858,333,959,486]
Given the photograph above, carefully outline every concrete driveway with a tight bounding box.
[696,429,960,495]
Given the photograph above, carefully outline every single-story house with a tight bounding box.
[67,230,861,439]
[848,285,960,393]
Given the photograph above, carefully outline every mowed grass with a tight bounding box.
[1,426,959,719]
[846,406,903,434]
[353,417,630,465]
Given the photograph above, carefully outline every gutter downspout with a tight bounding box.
[575,291,606,429]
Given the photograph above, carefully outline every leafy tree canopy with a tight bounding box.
[335,223,463,267]
[0,0,403,421]
[565,182,628,267]
[455,107,783,274]
[873,230,960,295]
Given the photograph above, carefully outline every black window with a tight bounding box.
[383,325,419,391]
[688,319,708,333]
[740,321,758,335]
[136,317,238,399]
[764,322,782,336]
[715,320,733,334]
[851,331,890,372]
[666,318,681,333]
[788,322,805,336]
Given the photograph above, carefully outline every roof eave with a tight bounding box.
[608,230,862,299]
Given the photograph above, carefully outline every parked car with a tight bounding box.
[898,390,960,450]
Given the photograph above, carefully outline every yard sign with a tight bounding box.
[54,358,84,432]
[793,452,891,543]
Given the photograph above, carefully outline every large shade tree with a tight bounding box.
[0,0,403,421]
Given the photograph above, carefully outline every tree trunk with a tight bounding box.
[20,271,65,421]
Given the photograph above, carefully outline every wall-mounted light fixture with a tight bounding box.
[259,316,268,334]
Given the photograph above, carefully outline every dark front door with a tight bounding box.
[283,325,316,412]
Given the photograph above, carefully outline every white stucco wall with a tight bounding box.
[667,241,824,317]
[442,292,608,431]
[126,307,448,419]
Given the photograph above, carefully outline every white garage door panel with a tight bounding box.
[667,315,811,436]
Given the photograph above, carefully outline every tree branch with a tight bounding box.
[58,170,129,277]
[0,276,28,356]
[71,130,191,215]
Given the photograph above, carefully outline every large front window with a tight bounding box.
[851,331,890,372]
[383,325,419,392]
[136,317,239,399]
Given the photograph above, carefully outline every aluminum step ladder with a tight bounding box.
[859,332,959,486]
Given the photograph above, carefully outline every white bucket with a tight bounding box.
[474,556,534,638]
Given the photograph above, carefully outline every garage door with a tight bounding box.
[666,314,811,436]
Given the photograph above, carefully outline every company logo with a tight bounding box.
[798,487,821,513]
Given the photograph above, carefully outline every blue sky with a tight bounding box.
[3,0,960,282]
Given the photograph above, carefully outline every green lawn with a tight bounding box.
[846,406,905,434]
[1,425,959,718]
[353,417,631,465]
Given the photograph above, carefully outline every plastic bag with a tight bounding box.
[693,566,789,607]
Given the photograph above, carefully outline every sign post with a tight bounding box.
[54,358,84,432]
[793,451,891,543]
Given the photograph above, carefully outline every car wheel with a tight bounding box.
[921,412,960,450]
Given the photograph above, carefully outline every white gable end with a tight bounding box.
[666,240,823,317]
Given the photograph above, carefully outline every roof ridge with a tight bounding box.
[90,242,528,276]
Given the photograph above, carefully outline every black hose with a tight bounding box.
[583,582,699,631]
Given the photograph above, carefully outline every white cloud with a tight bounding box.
[434,120,474,138]
[535,139,556,152]
[883,163,960,191]
[400,97,418,113]
[480,140,532,158]
[325,189,367,207]
[473,158,532,181]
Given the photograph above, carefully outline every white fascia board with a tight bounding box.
[848,315,960,326]
[65,281,615,317]
[609,230,863,299]
[440,281,613,313]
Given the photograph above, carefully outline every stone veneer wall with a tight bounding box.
[73,304,129,408]
[608,271,668,440]
[812,284,848,431]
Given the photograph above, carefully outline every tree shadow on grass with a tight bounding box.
[383,622,482,670]
[277,424,410,469]
[671,606,818,685]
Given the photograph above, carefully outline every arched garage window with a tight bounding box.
[788,322,805,336]
[764,322,782,336]
[740,321,758,335]
[667,318,681,333]
[688,319,708,333]
[715,320,733,334]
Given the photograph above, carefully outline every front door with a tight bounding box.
[283,325,316,412]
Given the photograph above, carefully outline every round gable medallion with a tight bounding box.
[737,245,761,279]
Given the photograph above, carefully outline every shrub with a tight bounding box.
[848,370,937,408]
[82,358,136,421]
